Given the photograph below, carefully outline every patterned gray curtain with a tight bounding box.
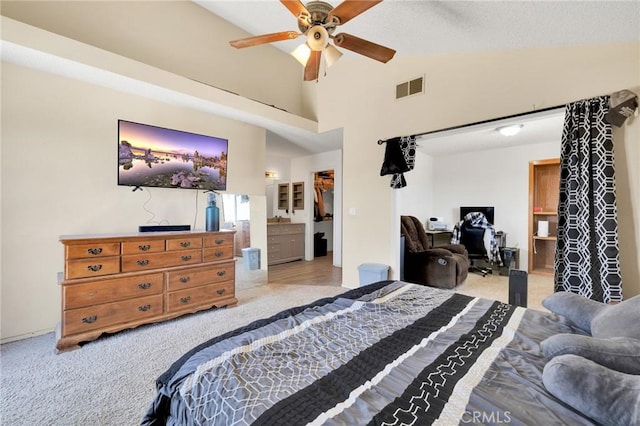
[554,96,622,303]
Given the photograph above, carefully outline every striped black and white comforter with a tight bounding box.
[142,280,595,425]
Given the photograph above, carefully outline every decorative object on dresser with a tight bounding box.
[205,191,220,232]
[267,222,305,265]
[57,230,237,353]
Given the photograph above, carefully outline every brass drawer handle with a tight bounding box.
[138,304,151,312]
[87,264,102,272]
[138,282,151,289]
[180,241,191,248]
[216,289,225,295]
[87,248,103,255]
[138,244,151,251]
[214,251,223,257]
[180,296,191,304]
[215,239,224,245]
[82,315,97,324]
[137,260,149,266]
[217,270,226,277]
[181,255,192,261]
[179,277,190,283]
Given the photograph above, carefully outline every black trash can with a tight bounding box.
[314,232,327,257]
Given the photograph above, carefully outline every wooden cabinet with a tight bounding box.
[528,158,560,275]
[277,183,289,211]
[267,223,305,265]
[57,230,236,352]
[292,181,304,211]
[277,182,305,212]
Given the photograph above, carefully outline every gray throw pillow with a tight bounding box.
[540,334,640,375]
[543,354,640,426]
[541,292,605,333]
[591,295,640,340]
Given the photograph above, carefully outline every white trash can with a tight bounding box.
[241,248,260,270]
[358,263,389,286]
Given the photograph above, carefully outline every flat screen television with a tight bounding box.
[118,120,228,190]
[460,206,495,224]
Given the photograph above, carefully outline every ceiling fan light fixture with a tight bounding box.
[291,42,312,66]
[325,44,343,68]
[497,124,524,136]
[306,25,329,51]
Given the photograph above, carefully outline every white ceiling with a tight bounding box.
[416,107,565,157]
[196,0,639,57]
[195,0,638,156]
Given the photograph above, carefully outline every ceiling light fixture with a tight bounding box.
[497,124,524,136]
[291,43,312,66]
[324,44,343,68]
[291,25,344,70]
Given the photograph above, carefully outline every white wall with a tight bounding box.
[430,141,560,271]
[313,43,640,294]
[291,150,343,267]
[394,151,435,219]
[0,1,306,118]
[1,62,267,342]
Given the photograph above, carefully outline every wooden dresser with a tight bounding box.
[57,230,236,353]
[267,223,305,265]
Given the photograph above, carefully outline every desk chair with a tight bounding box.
[459,220,492,277]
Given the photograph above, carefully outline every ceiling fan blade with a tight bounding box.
[304,50,322,81]
[333,33,395,63]
[229,31,300,49]
[280,0,310,22]
[327,0,382,25]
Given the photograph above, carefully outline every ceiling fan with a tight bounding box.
[229,0,396,81]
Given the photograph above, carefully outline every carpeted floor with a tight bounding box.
[0,274,553,425]
[0,284,345,426]
[456,271,554,312]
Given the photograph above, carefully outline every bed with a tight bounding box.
[142,280,597,425]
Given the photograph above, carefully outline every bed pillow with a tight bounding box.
[542,354,640,426]
[591,295,640,340]
[540,334,640,375]
[541,292,605,333]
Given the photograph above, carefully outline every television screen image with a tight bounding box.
[118,120,228,191]
[460,206,495,224]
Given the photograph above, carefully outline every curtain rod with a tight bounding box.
[378,104,566,144]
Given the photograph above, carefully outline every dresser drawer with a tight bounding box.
[167,281,234,313]
[122,240,165,255]
[66,257,120,280]
[203,245,234,262]
[203,233,234,247]
[121,249,202,272]
[167,263,235,291]
[66,242,120,260]
[63,273,163,310]
[63,293,163,335]
[280,224,304,234]
[167,237,202,251]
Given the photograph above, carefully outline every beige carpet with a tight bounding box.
[455,271,554,311]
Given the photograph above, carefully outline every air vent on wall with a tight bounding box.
[396,76,424,100]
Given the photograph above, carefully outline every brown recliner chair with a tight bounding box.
[401,215,469,289]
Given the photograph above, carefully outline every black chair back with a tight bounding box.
[460,221,487,257]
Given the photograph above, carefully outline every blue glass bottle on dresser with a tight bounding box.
[205,192,219,232]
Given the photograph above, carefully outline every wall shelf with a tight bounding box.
[528,158,560,275]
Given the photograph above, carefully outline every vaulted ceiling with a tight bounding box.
[196,1,638,156]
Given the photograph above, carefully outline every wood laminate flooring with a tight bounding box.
[268,253,342,286]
